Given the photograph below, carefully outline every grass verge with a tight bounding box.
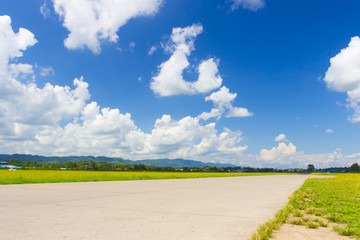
[0,170,292,184]
[249,197,294,240]
[250,174,360,240]
[293,174,360,238]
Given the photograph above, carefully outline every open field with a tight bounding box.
[0,169,294,184]
[251,174,360,240]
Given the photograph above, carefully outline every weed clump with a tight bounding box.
[306,222,319,229]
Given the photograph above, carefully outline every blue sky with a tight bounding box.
[0,0,359,168]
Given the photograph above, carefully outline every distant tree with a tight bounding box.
[64,161,78,169]
[349,163,360,173]
[89,159,96,169]
[78,160,89,170]
[94,161,114,171]
[115,163,125,169]
[134,164,146,171]
[7,159,21,166]
[307,164,315,172]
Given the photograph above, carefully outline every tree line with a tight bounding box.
[1,159,359,173]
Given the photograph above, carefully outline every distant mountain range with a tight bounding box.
[135,159,237,168]
[0,154,238,168]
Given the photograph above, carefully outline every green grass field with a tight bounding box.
[251,174,360,240]
[292,174,360,238]
[0,170,291,184]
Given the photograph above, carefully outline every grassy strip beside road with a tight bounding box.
[297,174,360,238]
[250,174,360,240]
[0,170,292,184]
[249,204,293,240]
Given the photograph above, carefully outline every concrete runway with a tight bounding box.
[0,175,312,240]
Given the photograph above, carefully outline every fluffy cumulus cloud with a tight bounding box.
[0,16,247,164]
[152,24,252,120]
[0,15,37,75]
[32,111,248,161]
[257,133,296,164]
[229,0,265,11]
[274,133,287,142]
[290,151,360,169]
[151,24,223,96]
[34,101,140,156]
[248,149,360,169]
[324,36,360,122]
[0,15,90,142]
[226,107,253,118]
[9,63,34,78]
[52,0,163,53]
[141,115,247,160]
[200,86,253,120]
[260,142,297,161]
[243,133,360,168]
[254,134,359,168]
[205,86,237,109]
[198,108,222,121]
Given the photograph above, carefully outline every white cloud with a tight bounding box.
[40,2,51,18]
[193,58,223,93]
[0,15,37,75]
[255,139,359,168]
[129,41,136,52]
[151,24,222,96]
[198,108,222,121]
[226,107,253,118]
[151,24,252,120]
[142,115,247,159]
[52,0,163,53]
[151,44,195,96]
[0,15,90,140]
[259,134,296,163]
[9,63,34,78]
[325,129,334,133]
[274,133,287,142]
[203,86,253,119]
[30,112,248,161]
[148,45,157,55]
[205,86,236,109]
[324,36,360,122]
[39,66,55,77]
[324,37,360,92]
[0,15,248,164]
[170,24,204,47]
[0,76,90,138]
[260,142,297,161]
[247,149,360,169]
[296,151,360,169]
[229,0,265,11]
